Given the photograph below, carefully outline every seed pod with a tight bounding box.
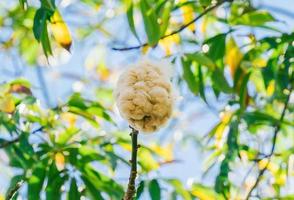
[115,58,174,133]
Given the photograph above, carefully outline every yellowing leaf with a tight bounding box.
[119,142,132,152]
[220,111,233,124]
[258,159,278,174]
[252,58,267,68]
[214,123,227,149]
[266,80,275,96]
[159,32,180,55]
[96,63,111,81]
[200,15,209,34]
[180,0,196,33]
[141,44,150,54]
[275,171,286,186]
[61,112,77,127]
[138,148,159,172]
[55,152,65,171]
[50,10,72,51]
[191,184,224,200]
[10,84,32,95]
[150,143,174,161]
[226,37,243,77]
[0,94,15,113]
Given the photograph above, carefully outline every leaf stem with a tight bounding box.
[123,127,139,200]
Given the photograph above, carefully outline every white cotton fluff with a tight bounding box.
[114,58,174,133]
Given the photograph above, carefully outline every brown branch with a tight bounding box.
[112,0,233,51]
[5,180,24,200]
[245,85,293,199]
[123,127,139,200]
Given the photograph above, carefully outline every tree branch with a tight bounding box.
[112,0,232,51]
[0,126,44,149]
[245,85,293,199]
[123,127,139,200]
[5,180,24,200]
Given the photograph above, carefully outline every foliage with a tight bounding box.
[0,0,293,199]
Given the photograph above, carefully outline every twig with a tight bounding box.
[123,127,139,200]
[5,180,24,200]
[245,86,292,199]
[112,0,232,51]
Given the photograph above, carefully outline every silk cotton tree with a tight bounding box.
[0,0,293,199]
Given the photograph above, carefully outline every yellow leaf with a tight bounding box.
[61,112,77,127]
[138,148,159,172]
[0,195,4,200]
[200,16,209,34]
[96,63,111,81]
[214,111,232,148]
[141,45,150,54]
[180,0,196,33]
[55,152,65,171]
[159,33,180,55]
[120,142,132,151]
[266,80,275,96]
[150,143,174,161]
[50,10,72,51]
[226,37,243,77]
[214,123,227,149]
[275,171,286,186]
[252,58,267,68]
[191,184,224,200]
[0,94,15,113]
[258,159,278,174]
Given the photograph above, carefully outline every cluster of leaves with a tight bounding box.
[123,0,294,198]
[0,79,195,199]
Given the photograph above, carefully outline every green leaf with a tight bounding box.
[204,33,226,62]
[19,132,34,156]
[211,68,233,93]
[140,0,160,45]
[45,162,68,200]
[148,179,161,200]
[6,175,24,200]
[67,178,81,200]
[239,72,251,111]
[198,65,207,103]
[215,121,238,196]
[19,0,27,10]
[126,0,140,42]
[28,165,46,200]
[159,1,173,36]
[79,164,124,199]
[200,0,211,7]
[81,176,104,200]
[67,93,113,126]
[181,57,198,94]
[33,8,52,57]
[230,10,275,26]
[56,127,79,145]
[242,111,294,126]
[135,180,145,200]
[41,0,56,11]
[186,53,215,69]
